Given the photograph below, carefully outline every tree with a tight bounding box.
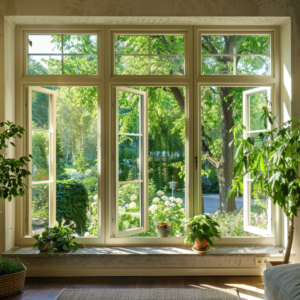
[56,135,68,180]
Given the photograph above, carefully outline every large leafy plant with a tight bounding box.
[0,256,25,276]
[0,121,32,201]
[229,108,300,263]
[184,214,221,247]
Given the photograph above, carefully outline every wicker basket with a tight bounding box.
[0,263,26,298]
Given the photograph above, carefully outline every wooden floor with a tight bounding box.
[5,276,266,300]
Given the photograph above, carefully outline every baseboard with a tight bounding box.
[25,267,265,277]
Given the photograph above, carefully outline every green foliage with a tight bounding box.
[73,148,89,178]
[229,110,300,218]
[56,180,89,236]
[56,135,68,180]
[32,227,51,247]
[49,221,84,252]
[0,121,32,201]
[185,214,221,247]
[0,256,25,276]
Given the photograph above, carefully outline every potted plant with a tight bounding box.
[50,220,84,252]
[32,226,51,251]
[0,121,32,296]
[0,256,26,297]
[229,108,300,265]
[184,214,221,251]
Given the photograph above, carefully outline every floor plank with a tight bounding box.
[4,277,266,300]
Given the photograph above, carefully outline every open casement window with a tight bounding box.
[114,87,148,237]
[243,87,272,237]
[28,86,56,235]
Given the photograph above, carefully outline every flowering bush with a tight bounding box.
[32,168,48,181]
[85,195,98,237]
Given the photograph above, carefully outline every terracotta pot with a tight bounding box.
[156,222,172,237]
[194,238,208,250]
[38,242,49,251]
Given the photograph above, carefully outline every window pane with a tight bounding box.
[236,36,270,56]
[118,182,141,232]
[63,55,97,75]
[28,35,61,54]
[150,36,184,55]
[32,131,50,181]
[115,56,149,75]
[28,55,62,75]
[202,56,234,75]
[115,35,149,55]
[201,86,266,237]
[237,56,270,75]
[118,92,140,134]
[150,56,184,75]
[32,183,49,233]
[63,35,97,54]
[32,91,49,130]
[202,35,234,55]
[249,90,268,131]
[119,135,140,182]
[250,183,268,230]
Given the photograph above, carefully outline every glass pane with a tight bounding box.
[118,92,140,134]
[249,90,268,131]
[115,56,148,75]
[201,56,234,75]
[236,36,270,56]
[32,183,49,233]
[115,35,149,55]
[119,135,140,182]
[28,55,62,75]
[202,35,234,55]
[28,35,61,54]
[118,182,141,232]
[201,86,267,237]
[150,56,184,75]
[32,91,49,130]
[32,131,50,181]
[150,36,184,55]
[250,183,268,230]
[63,35,97,54]
[236,56,270,75]
[63,55,97,75]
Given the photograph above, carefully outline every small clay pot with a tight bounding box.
[194,238,208,250]
[38,242,49,251]
[156,222,172,237]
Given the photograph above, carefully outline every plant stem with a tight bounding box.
[283,215,294,264]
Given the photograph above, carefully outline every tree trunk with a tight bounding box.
[283,215,294,264]
[217,87,236,212]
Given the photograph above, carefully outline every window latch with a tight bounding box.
[194,156,197,170]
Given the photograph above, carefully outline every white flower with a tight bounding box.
[170,203,175,207]
[130,194,137,201]
[157,190,164,196]
[153,197,160,204]
[84,232,91,237]
[129,202,137,209]
[180,208,185,212]
[123,221,130,229]
[149,205,158,212]
[176,198,183,204]
[164,208,170,212]
[91,202,98,208]
[94,194,98,201]
[164,200,170,206]
[177,204,182,208]
[169,197,176,202]
[161,195,168,201]
[119,207,125,212]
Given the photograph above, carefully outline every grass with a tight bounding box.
[64,166,76,175]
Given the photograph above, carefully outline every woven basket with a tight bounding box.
[0,263,26,298]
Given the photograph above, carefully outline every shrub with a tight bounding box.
[56,179,89,236]
[0,256,25,276]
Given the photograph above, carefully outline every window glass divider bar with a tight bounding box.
[201,54,269,57]
[119,180,143,184]
[115,54,185,57]
[29,53,97,56]
[118,133,142,136]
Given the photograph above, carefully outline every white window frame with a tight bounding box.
[14,25,282,247]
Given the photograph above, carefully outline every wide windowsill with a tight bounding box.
[3,246,288,258]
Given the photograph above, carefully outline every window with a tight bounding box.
[114,35,185,75]
[16,26,281,246]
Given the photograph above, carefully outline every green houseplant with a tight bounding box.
[184,214,221,250]
[0,256,26,297]
[229,108,300,264]
[32,227,51,251]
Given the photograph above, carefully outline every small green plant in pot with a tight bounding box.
[184,215,221,250]
[32,226,51,251]
[50,220,84,252]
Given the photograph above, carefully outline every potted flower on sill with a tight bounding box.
[229,108,300,266]
[33,226,51,251]
[0,256,26,297]
[184,214,221,252]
